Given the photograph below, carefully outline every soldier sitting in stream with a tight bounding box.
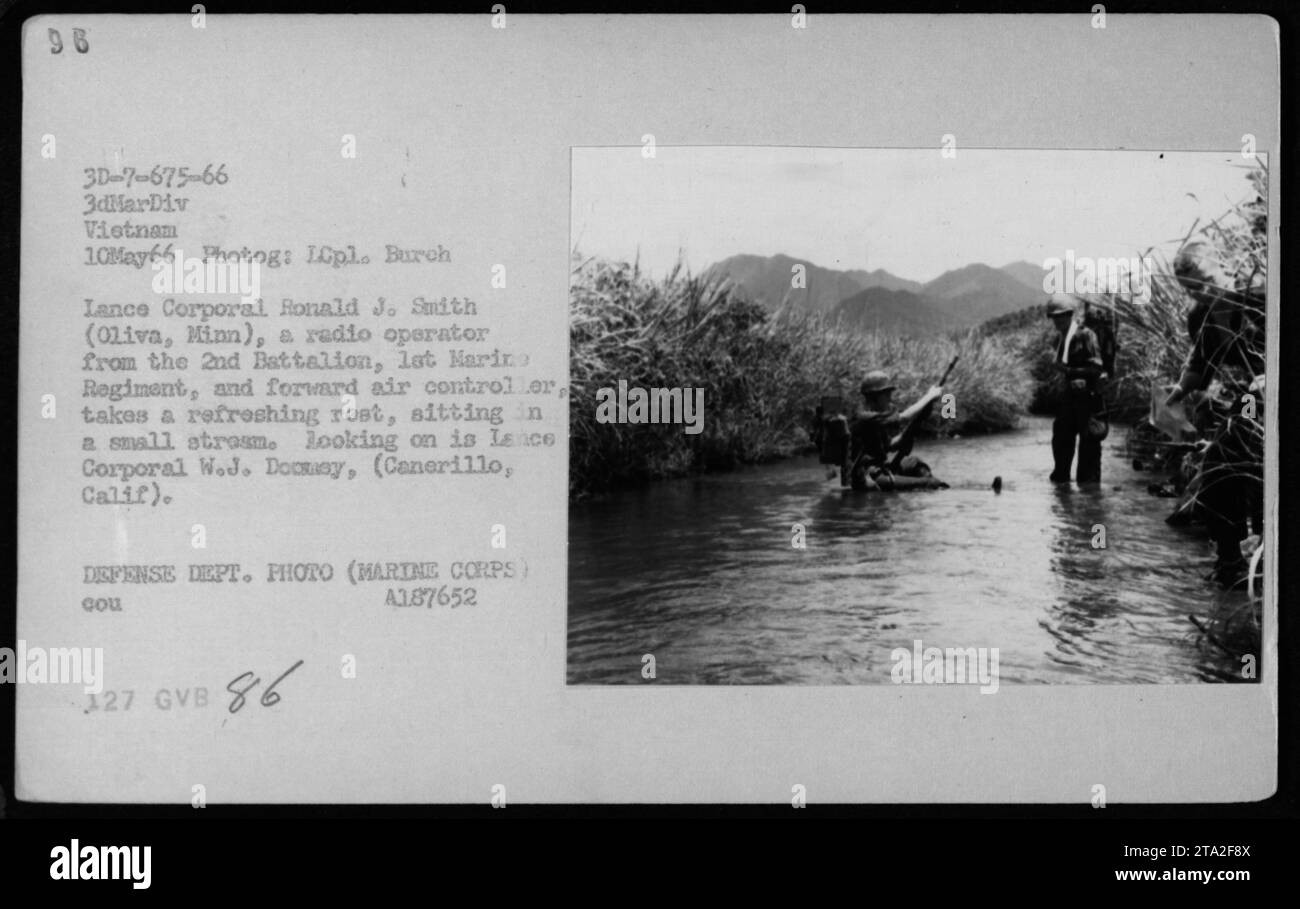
[847,371,944,491]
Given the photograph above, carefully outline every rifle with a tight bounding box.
[936,354,961,388]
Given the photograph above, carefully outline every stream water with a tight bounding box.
[568,417,1254,684]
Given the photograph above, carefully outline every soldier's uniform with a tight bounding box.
[1196,399,1264,585]
[847,372,933,490]
[1171,245,1266,585]
[848,407,896,489]
[1048,302,1106,484]
[1174,242,1265,394]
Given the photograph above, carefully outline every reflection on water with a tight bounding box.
[568,417,1251,684]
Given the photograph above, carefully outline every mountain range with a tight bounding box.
[704,254,1048,335]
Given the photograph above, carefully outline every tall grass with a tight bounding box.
[976,163,1267,430]
[849,330,1033,434]
[983,301,1181,421]
[1103,162,1266,628]
[1078,163,1266,420]
[570,255,1033,497]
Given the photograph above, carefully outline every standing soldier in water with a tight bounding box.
[1046,296,1107,484]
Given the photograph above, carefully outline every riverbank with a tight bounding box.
[570,255,1033,498]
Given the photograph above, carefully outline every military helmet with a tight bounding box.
[1174,240,1230,295]
[859,371,897,396]
[1045,295,1076,318]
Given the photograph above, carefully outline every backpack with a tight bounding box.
[814,396,849,466]
[1081,300,1119,378]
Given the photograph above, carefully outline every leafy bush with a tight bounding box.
[570,255,1033,497]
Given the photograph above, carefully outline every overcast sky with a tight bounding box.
[571,148,1260,283]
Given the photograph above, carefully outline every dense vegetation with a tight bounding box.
[977,303,1148,419]
[978,166,1266,433]
[569,256,1032,498]
[570,165,1267,517]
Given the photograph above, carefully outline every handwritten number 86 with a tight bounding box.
[226,660,305,714]
[49,28,89,54]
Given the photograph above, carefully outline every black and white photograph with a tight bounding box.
[568,147,1269,686]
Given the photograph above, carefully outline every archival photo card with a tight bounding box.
[12,13,1279,806]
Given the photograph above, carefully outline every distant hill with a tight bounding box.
[831,286,951,336]
[919,263,1046,327]
[846,267,925,294]
[707,254,1047,336]
[703,254,921,315]
[999,260,1049,293]
[977,302,1049,335]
